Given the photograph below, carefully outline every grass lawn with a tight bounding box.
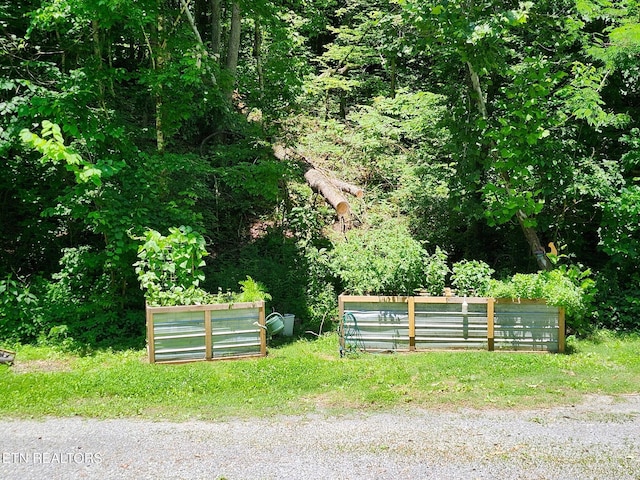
[1,331,639,420]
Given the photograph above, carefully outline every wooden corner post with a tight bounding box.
[338,295,345,354]
[146,305,155,363]
[408,297,415,351]
[558,307,566,353]
[487,298,495,352]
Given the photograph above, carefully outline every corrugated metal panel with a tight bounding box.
[494,302,560,352]
[149,305,264,362]
[153,311,206,362]
[339,296,563,354]
[342,301,409,351]
[210,308,262,358]
[415,302,488,349]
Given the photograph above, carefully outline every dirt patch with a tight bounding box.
[10,358,74,374]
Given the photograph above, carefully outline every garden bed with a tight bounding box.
[339,295,565,354]
[146,301,266,363]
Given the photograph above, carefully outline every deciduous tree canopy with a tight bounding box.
[1,0,639,345]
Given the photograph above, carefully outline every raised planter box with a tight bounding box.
[146,301,266,363]
[339,295,565,354]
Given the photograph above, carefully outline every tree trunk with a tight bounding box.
[517,211,552,271]
[331,179,364,198]
[339,91,347,119]
[254,19,264,100]
[466,61,487,118]
[304,169,350,217]
[194,0,208,43]
[466,61,551,271]
[92,19,106,106]
[179,0,216,84]
[56,29,66,72]
[180,0,204,45]
[226,2,241,77]
[210,0,222,57]
[155,10,166,153]
[273,145,363,216]
[390,56,397,98]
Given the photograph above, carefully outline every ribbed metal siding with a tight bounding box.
[150,306,263,362]
[342,301,409,351]
[153,311,206,362]
[494,302,560,352]
[415,302,488,349]
[210,308,262,358]
[339,296,563,353]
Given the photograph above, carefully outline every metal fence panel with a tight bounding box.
[339,295,564,354]
[152,311,206,362]
[147,302,265,363]
[342,301,409,351]
[415,302,488,349]
[494,302,560,352]
[210,308,262,358]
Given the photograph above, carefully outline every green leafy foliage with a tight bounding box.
[0,275,40,342]
[423,247,449,296]
[330,222,430,295]
[488,265,597,336]
[237,276,272,303]
[3,0,640,345]
[595,270,640,331]
[133,226,272,307]
[20,120,103,185]
[38,246,144,347]
[133,226,209,306]
[599,185,640,262]
[450,260,494,296]
[557,62,630,130]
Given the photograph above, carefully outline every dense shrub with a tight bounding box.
[330,222,428,295]
[40,246,143,346]
[450,260,494,296]
[488,265,597,336]
[0,275,40,342]
[133,226,272,307]
[423,247,449,295]
[595,269,640,332]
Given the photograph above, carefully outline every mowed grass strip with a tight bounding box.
[1,332,638,420]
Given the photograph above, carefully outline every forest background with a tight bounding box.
[1,0,639,349]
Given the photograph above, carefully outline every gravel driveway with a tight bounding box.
[1,394,639,480]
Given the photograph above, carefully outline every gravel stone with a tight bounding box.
[1,394,639,479]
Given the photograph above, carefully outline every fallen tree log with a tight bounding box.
[272,144,364,216]
[272,144,290,161]
[304,169,350,216]
[331,179,364,199]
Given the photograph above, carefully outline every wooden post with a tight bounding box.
[259,303,266,356]
[205,310,212,360]
[408,297,415,351]
[338,295,345,354]
[558,307,566,353]
[487,298,495,352]
[146,305,156,363]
